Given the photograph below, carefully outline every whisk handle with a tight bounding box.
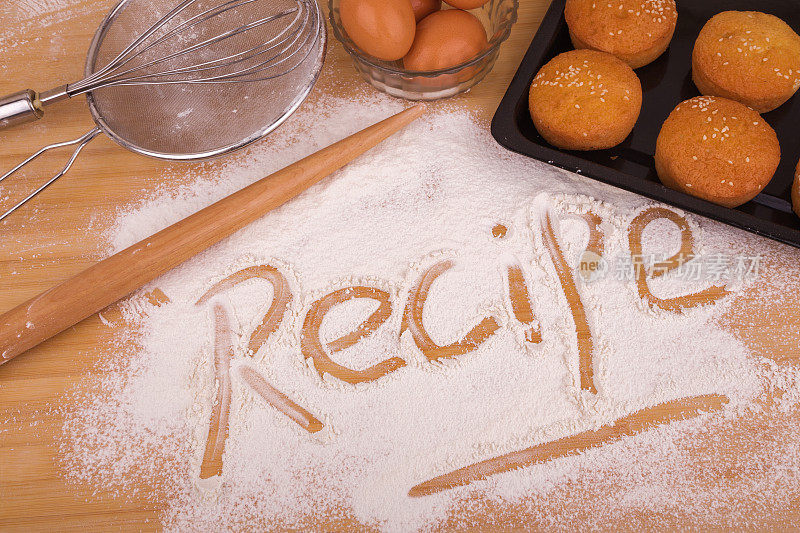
[0,90,43,129]
[0,86,69,129]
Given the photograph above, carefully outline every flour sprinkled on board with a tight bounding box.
[57,93,800,530]
[0,0,93,43]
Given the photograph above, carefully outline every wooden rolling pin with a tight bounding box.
[0,104,426,365]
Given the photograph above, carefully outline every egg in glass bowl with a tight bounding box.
[328,0,519,100]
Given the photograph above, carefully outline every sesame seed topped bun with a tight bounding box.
[528,49,642,151]
[565,0,678,69]
[655,96,781,208]
[693,11,800,113]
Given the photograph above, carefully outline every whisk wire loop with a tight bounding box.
[75,0,199,91]
[83,8,300,90]
[69,0,313,95]
[0,0,325,221]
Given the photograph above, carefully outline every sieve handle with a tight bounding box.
[0,86,69,130]
[0,127,102,222]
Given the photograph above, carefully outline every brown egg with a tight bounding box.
[340,0,416,61]
[411,0,442,22]
[444,0,489,8]
[404,10,488,71]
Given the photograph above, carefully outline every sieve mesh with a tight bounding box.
[84,0,325,159]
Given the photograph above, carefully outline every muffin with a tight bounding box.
[693,11,800,113]
[655,96,781,208]
[565,0,678,69]
[528,49,642,150]
[792,159,800,218]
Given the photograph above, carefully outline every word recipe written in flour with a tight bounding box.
[191,200,731,493]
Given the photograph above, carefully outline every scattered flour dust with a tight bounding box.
[57,93,800,531]
[0,0,93,42]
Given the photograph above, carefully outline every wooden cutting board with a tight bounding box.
[2,1,800,530]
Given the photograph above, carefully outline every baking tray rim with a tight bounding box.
[490,0,800,249]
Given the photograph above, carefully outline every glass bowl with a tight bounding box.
[328,0,519,100]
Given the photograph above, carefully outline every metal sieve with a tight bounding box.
[0,0,326,221]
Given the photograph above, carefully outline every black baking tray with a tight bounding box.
[491,0,800,248]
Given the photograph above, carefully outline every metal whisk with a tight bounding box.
[0,0,326,221]
[0,0,319,129]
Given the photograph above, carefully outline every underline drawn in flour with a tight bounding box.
[407,394,730,497]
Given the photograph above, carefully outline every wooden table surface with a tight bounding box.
[2,0,800,530]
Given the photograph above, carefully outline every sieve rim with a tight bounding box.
[82,0,327,161]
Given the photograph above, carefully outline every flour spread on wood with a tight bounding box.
[57,94,800,530]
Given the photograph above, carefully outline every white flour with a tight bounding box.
[57,93,800,530]
[0,0,94,42]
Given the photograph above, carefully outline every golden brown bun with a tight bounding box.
[693,11,800,113]
[565,0,678,69]
[528,49,642,151]
[792,159,800,218]
[655,96,781,208]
